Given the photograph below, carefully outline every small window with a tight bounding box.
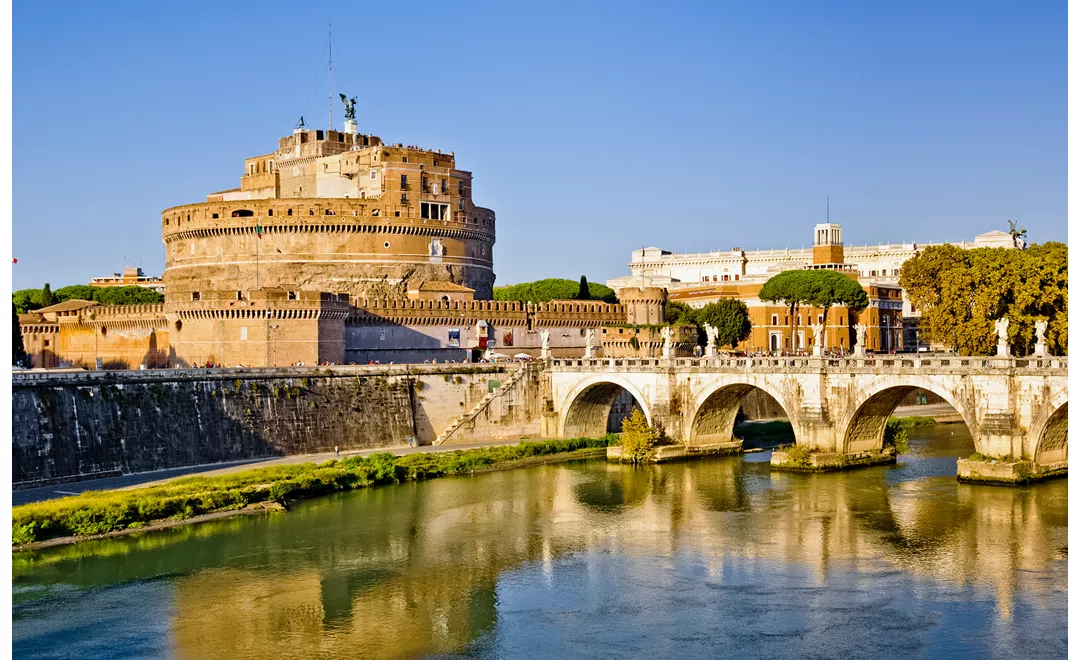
[441,179,447,193]
[402,156,408,163]
[401,193,407,204]
[43,339,50,347]
[191,292,201,301]
[232,209,253,217]
[771,314,778,325]
[370,170,377,180]
[394,211,401,217]
[384,241,391,248]
[309,209,315,216]
[325,209,335,216]
[236,291,243,300]
[288,291,297,300]
[268,209,273,216]
[400,174,408,189]
[287,208,293,216]
[458,181,464,196]
[372,209,380,217]
[212,213,219,219]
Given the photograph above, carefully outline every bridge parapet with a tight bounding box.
[550,356,1066,375]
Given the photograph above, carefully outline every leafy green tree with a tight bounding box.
[54,285,98,302]
[39,283,56,308]
[696,299,752,348]
[13,303,26,366]
[901,243,1066,355]
[664,300,697,326]
[494,278,617,304]
[576,275,590,300]
[93,286,164,305]
[759,270,866,352]
[12,288,45,314]
[619,408,659,465]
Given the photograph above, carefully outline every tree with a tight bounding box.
[93,286,164,305]
[493,278,618,304]
[664,300,697,326]
[12,288,45,314]
[54,285,98,302]
[39,283,56,308]
[13,303,26,366]
[619,408,660,465]
[575,275,591,300]
[696,299,752,348]
[759,270,868,352]
[900,243,1067,356]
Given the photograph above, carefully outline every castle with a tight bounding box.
[20,115,663,369]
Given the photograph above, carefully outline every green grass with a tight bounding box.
[12,436,619,547]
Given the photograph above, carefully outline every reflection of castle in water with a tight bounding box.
[19,457,1063,657]
[150,460,1066,656]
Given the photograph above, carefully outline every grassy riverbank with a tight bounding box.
[13,437,617,547]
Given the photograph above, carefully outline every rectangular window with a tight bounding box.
[401,193,408,204]
[402,156,408,163]
[236,291,243,300]
[370,170,377,180]
[212,213,219,219]
[400,175,408,189]
[771,314,778,325]
[240,327,248,340]
[421,202,449,220]
[458,181,464,196]
[268,209,273,216]
[441,179,447,193]
[288,291,297,300]
[191,292,201,301]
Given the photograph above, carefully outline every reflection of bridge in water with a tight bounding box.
[545,356,1068,469]
[16,456,1064,657]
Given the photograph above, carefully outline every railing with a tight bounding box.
[549,356,1068,372]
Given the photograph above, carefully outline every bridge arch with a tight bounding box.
[559,375,653,439]
[1032,399,1067,466]
[688,380,799,447]
[840,377,978,454]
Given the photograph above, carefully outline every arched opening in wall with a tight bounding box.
[692,384,792,449]
[174,320,183,332]
[564,382,648,439]
[232,209,254,217]
[844,386,973,462]
[1035,403,1067,466]
[100,326,108,337]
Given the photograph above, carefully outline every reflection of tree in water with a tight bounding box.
[571,462,652,511]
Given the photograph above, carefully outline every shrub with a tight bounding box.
[619,409,660,464]
[883,419,910,454]
[783,444,812,468]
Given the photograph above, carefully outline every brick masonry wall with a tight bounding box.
[12,365,516,486]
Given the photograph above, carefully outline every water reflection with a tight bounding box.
[12,426,1067,659]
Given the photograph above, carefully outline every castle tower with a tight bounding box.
[620,287,666,325]
[812,223,844,265]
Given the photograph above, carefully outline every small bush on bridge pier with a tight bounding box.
[619,409,660,464]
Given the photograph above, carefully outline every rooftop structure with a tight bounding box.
[89,267,165,294]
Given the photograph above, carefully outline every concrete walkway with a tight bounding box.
[13,438,527,506]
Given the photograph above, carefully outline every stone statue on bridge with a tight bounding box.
[540,329,551,360]
[854,323,867,357]
[661,325,673,359]
[703,323,719,358]
[995,317,1011,357]
[584,328,596,358]
[811,323,824,357]
[1034,319,1048,357]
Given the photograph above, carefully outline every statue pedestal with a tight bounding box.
[540,347,551,360]
[812,345,822,357]
[344,119,358,135]
[1033,340,1047,357]
[997,342,1011,358]
[853,345,866,358]
[705,346,717,359]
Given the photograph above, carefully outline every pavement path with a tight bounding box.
[13,438,527,506]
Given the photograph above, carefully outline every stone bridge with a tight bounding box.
[543,356,1068,468]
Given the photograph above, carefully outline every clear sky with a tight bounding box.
[12,0,1065,291]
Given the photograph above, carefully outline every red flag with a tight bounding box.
[12,257,16,263]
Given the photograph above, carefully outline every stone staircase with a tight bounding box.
[433,366,527,445]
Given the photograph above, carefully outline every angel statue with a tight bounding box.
[1008,219,1028,250]
[339,94,357,122]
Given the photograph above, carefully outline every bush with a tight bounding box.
[783,444,812,468]
[619,409,660,464]
[883,419,910,454]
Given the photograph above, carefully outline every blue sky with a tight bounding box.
[12,0,1065,291]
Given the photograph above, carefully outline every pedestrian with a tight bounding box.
[334,444,340,457]
[408,436,414,448]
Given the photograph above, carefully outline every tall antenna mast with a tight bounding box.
[328,22,333,131]
[827,194,830,223]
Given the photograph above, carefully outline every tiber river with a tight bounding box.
[12,425,1067,659]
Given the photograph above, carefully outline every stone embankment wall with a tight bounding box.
[12,364,521,487]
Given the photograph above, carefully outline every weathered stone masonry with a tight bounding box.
[12,364,523,486]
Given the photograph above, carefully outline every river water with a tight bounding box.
[12,426,1067,659]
